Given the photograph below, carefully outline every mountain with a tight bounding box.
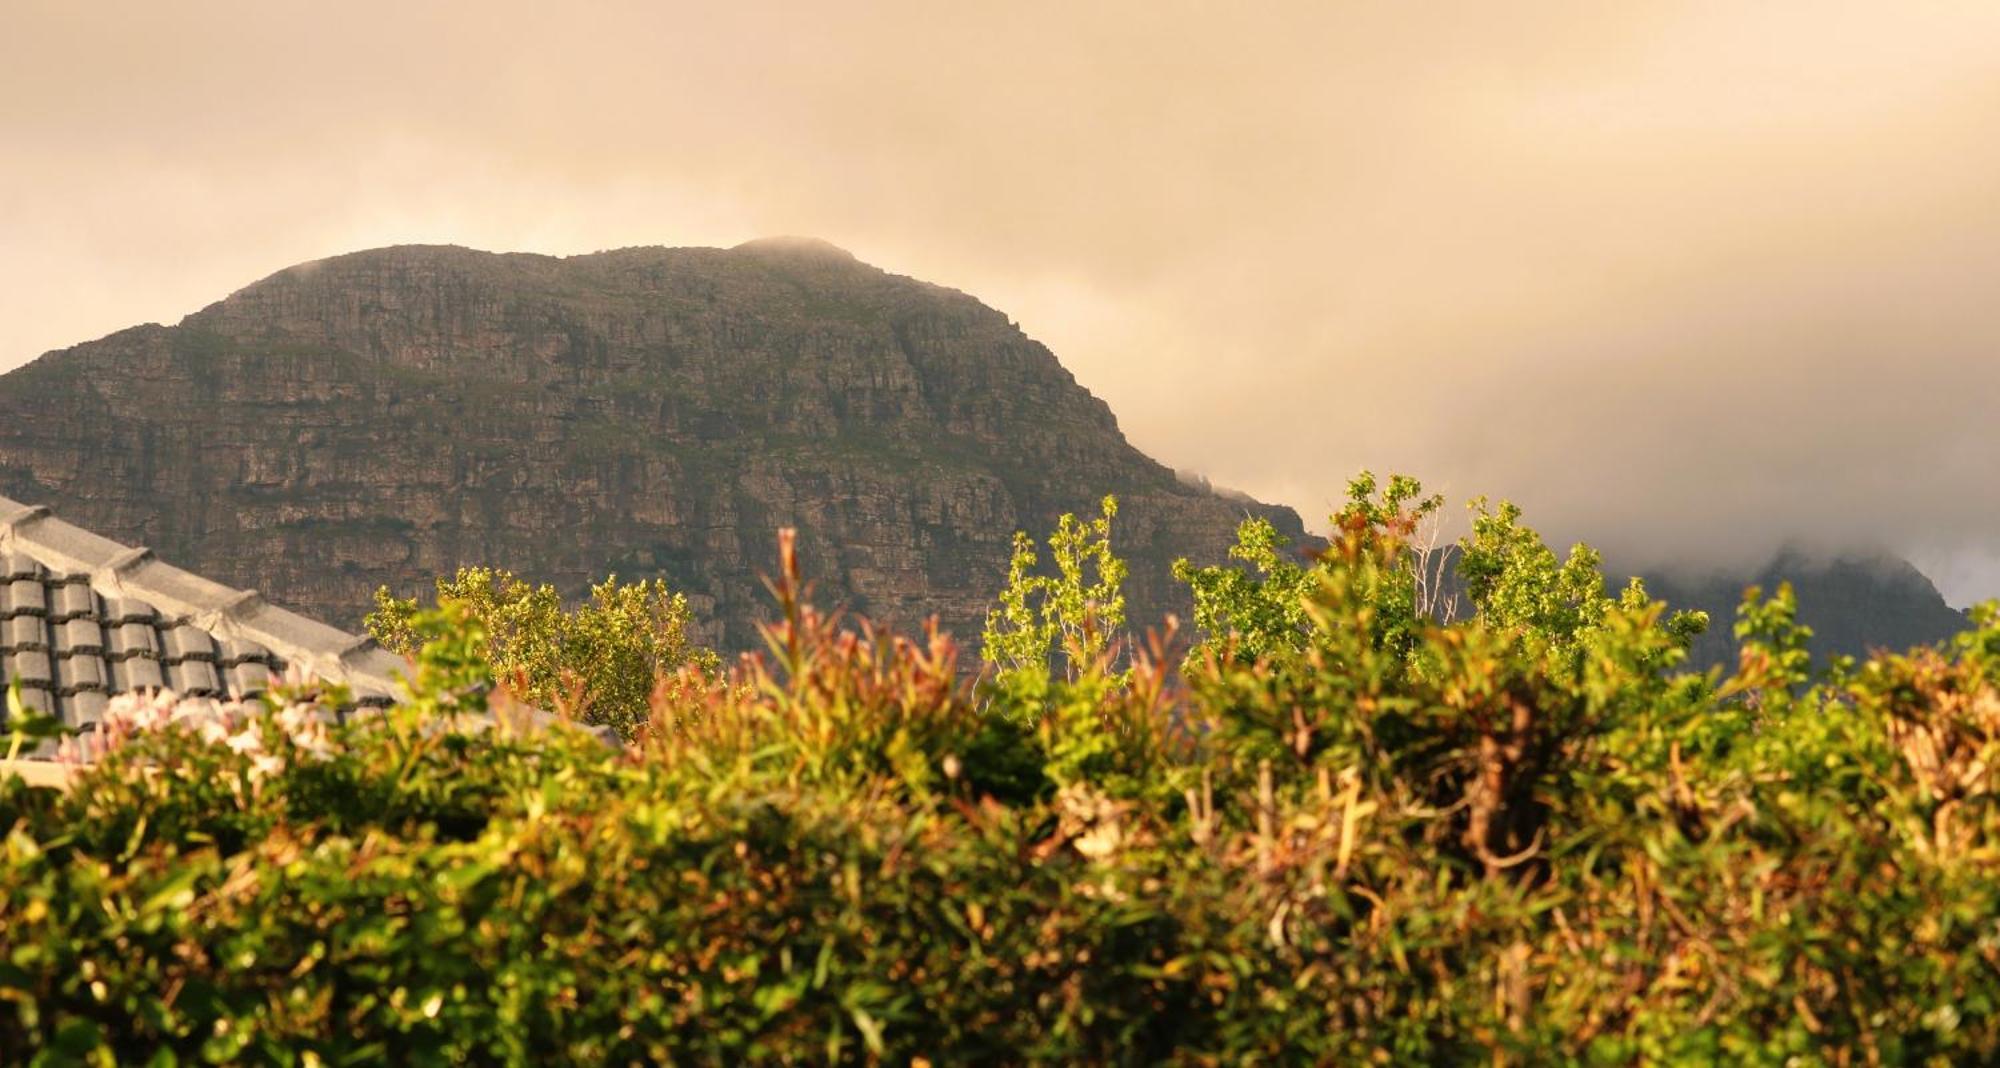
[1637,549,1971,672]
[0,239,1309,651]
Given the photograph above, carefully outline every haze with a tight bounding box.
[4,2,1997,603]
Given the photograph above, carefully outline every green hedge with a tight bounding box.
[6,519,2000,1065]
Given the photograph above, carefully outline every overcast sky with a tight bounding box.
[4,2,1998,603]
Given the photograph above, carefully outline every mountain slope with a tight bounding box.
[0,239,1308,650]
[1639,549,1970,671]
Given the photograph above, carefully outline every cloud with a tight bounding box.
[3,1,1997,602]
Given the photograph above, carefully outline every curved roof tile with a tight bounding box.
[0,493,405,732]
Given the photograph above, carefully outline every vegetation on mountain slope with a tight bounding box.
[4,477,2000,1064]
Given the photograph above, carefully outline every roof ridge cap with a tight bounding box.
[98,545,155,579]
[0,493,407,700]
[0,501,50,532]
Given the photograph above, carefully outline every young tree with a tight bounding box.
[1172,514,1315,663]
[1458,498,1707,662]
[1176,471,1446,664]
[980,496,1128,693]
[367,568,719,741]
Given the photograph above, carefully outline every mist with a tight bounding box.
[4,1,1997,602]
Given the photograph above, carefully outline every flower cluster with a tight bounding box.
[56,672,339,782]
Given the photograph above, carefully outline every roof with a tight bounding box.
[0,494,407,736]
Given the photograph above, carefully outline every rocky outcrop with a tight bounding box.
[0,240,1309,651]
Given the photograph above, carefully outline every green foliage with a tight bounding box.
[368,567,718,741]
[1181,472,1709,674]
[1730,581,1816,690]
[4,485,1998,1064]
[981,495,1128,694]
[2,681,66,760]
[1173,515,1314,663]
[1458,497,1613,651]
[977,499,1177,803]
[1175,472,1447,667]
[1335,469,1442,532]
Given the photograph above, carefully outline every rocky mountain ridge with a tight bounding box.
[1636,549,1971,672]
[0,240,1309,651]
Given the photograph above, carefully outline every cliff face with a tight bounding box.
[0,239,1309,650]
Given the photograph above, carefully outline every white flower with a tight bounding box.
[276,663,314,695]
[248,753,287,782]
[277,702,315,735]
[138,693,177,732]
[290,725,334,762]
[101,692,142,732]
[225,725,264,755]
[68,685,348,766]
[170,697,220,731]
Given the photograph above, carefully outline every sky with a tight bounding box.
[4,2,1999,604]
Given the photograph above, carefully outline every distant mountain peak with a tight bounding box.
[1638,548,1968,670]
[730,235,858,262]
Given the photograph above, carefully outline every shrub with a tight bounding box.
[367,567,719,741]
[3,485,1998,1064]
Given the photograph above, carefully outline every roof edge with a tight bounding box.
[0,494,407,700]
